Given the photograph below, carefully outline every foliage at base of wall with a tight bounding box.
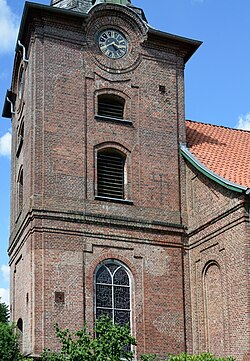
[0,306,236,361]
[42,316,136,361]
[0,322,25,361]
[141,354,235,361]
[41,317,235,361]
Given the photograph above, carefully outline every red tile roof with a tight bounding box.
[185,120,250,189]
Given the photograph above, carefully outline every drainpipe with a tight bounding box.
[6,97,15,115]
[17,40,29,63]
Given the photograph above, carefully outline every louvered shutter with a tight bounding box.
[97,150,125,199]
[98,95,124,119]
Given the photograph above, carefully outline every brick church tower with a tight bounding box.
[3,0,201,358]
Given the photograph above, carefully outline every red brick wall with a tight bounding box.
[185,162,250,361]
[9,3,189,357]
[204,263,225,354]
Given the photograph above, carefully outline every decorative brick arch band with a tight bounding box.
[202,261,225,355]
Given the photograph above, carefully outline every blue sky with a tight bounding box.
[1,0,250,305]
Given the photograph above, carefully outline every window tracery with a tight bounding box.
[95,261,131,327]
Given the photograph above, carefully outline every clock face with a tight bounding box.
[98,29,128,59]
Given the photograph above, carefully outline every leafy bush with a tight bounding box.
[94,315,136,361]
[140,354,160,361]
[166,353,235,361]
[42,316,136,361]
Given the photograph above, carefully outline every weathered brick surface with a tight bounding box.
[8,2,249,360]
[185,163,250,361]
[8,3,190,358]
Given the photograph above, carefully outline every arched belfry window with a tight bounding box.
[97,148,125,200]
[18,66,25,100]
[97,94,125,120]
[17,167,24,215]
[95,261,131,327]
[16,120,24,157]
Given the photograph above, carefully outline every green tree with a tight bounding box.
[0,300,29,361]
[41,318,235,361]
[0,298,10,324]
[94,316,136,361]
[0,322,20,361]
[42,316,136,361]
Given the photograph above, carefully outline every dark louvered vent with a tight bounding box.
[98,95,125,120]
[97,150,125,199]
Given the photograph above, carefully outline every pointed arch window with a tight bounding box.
[95,261,131,327]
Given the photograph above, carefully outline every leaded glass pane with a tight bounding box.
[114,286,130,309]
[114,310,130,327]
[96,284,112,308]
[96,266,112,284]
[113,267,129,285]
[96,308,113,320]
[106,263,119,274]
[95,262,131,333]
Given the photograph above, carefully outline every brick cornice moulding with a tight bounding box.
[188,213,247,249]
[187,202,245,235]
[8,208,186,256]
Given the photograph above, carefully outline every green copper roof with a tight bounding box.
[94,0,131,5]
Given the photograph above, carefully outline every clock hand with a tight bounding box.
[116,44,126,49]
[112,43,119,50]
[100,41,117,50]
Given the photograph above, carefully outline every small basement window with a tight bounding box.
[97,94,125,120]
[97,149,125,200]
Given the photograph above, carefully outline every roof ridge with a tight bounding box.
[185,119,250,133]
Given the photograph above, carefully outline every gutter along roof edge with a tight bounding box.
[180,144,249,194]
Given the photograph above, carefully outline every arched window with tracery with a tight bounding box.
[95,260,131,327]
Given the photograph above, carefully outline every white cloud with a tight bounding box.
[1,264,10,282]
[0,131,11,157]
[236,112,250,131]
[0,0,19,54]
[0,72,7,80]
[0,288,10,306]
